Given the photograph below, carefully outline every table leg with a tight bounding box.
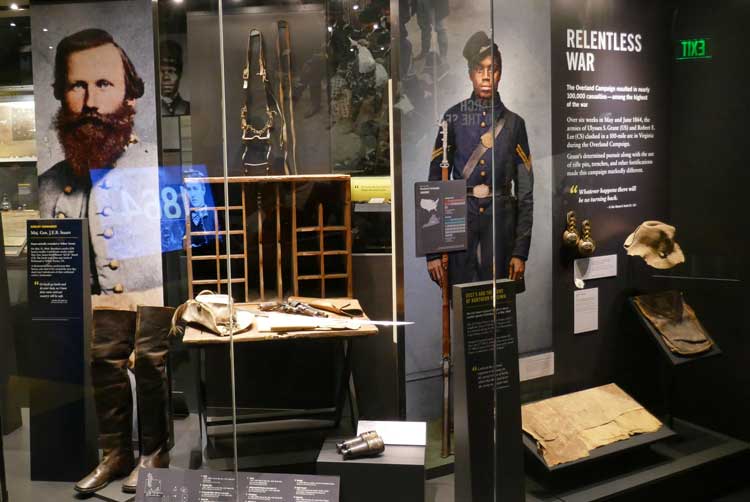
[348,371,359,432]
[333,340,355,429]
[0,416,7,502]
[189,347,207,470]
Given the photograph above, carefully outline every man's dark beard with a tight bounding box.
[54,102,136,177]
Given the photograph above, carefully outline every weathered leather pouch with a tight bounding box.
[633,291,713,356]
[171,291,253,337]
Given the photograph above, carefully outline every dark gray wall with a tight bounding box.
[659,0,750,441]
[549,0,671,398]
[187,5,329,177]
[351,254,400,420]
[541,0,750,444]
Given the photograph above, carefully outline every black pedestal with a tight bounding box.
[316,439,425,502]
[453,279,524,502]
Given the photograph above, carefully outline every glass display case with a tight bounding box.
[1,1,749,502]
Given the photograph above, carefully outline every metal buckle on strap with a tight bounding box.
[241,108,274,141]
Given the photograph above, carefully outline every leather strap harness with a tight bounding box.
[241,29,288,175]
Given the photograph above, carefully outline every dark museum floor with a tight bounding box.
[3,408,750,502]
[1,408,456,502]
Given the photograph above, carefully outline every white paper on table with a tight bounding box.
[574,288,599,334]
[574,254,618,281]
[356,420,427,446]
[519,352,555,382]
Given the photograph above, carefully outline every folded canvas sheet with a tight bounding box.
[522,383,662,467]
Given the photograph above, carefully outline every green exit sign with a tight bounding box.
[676,38,712,61]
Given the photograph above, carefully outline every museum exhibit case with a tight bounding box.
[1,1,749,502]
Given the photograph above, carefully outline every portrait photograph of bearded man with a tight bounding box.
[31,3,170,493]
[35,24,163,310]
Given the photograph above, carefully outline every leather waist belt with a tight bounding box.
[467,184,511,198]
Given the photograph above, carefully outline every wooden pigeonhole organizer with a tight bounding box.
[183,174,353,302]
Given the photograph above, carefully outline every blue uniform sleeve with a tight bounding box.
[512,118,533,260]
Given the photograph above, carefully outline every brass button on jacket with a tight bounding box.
[103,228,114,239]
[108,260,120,270]
[63,185,73,194]
[56,212,66,219]
[113,283,125,294]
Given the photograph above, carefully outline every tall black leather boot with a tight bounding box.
[122,306,174,493]
[75,309,136,494]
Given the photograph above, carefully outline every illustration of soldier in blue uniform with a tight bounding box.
[426,31,534,288]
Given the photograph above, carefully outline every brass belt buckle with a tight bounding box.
[480,131,494,149]
[472,184,490,198]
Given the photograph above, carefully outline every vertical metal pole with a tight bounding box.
[215,0,239,482]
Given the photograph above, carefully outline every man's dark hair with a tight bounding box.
[53,28,144,101]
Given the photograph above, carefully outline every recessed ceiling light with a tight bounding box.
[10,22,16,27]
[48,46,53,50]
[10,3,19,10]
[353,4,359,11]
[43,28,48,32]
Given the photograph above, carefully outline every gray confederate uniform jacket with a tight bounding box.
[427,93,533,286]
[38,141,164,310]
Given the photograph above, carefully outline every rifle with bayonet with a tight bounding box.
[440,119,451,458]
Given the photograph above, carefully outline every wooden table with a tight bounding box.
[181,298,378,469]
[182,299,377,345]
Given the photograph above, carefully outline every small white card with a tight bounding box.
[574,288,599,334]
[519,352,555,381]
[356,420,426,446]
[574,254,618,281]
